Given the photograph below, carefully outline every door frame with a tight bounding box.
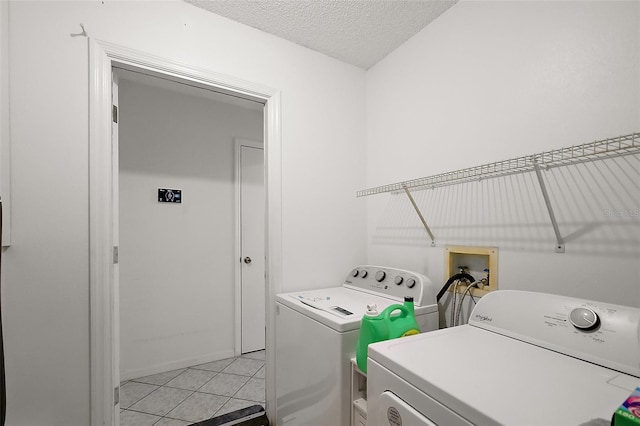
[234,138,265,356]
[89,39,282,426]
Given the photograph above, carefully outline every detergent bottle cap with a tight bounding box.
[404,296,414,302]
[365,304,379,316]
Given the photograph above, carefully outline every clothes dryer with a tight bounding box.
[368,290,640,426]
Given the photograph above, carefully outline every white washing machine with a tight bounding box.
[368,290,640,426]
[275,265,439,426]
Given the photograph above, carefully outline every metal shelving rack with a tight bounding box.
[357,132,640,252]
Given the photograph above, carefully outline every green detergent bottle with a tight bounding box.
[356,297,421,373]
[387,297,421,339]
[356,304,389,373]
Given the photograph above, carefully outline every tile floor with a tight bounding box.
[120,350,266,426]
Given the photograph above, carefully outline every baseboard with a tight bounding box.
[120,349,236,381]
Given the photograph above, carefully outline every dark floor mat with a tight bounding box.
[190,404,269,426]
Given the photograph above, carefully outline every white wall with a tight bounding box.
[365,0,640,321]
[118,77,263,379]
[4,1,366,424]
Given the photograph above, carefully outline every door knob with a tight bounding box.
[243,257,252,264]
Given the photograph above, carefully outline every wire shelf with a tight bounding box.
[356,132,640,197]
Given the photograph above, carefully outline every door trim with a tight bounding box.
[89,39,283,426]
[234,138,264,356]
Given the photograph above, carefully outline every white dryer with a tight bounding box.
[275,265,439,426]
[368,290,640,426]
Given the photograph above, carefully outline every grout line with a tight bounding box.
[189,366,230,372]
[122,408,163,416]
[120,383,161,410]
[124,387,195,420]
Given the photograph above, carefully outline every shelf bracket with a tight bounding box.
[533,162,565,253]
[402,185,436,247]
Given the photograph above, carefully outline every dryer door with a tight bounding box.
[377,391,437,426]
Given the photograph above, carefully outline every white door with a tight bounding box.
[236,139,265,353]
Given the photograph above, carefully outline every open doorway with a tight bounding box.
[114,68,266,424]
[89,40,282,426]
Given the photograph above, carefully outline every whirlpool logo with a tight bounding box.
[474,314,493,322]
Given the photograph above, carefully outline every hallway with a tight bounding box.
[120,351,265,425]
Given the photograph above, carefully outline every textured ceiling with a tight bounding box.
[184,0,457,69]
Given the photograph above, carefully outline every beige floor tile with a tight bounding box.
[120,410,161,426]
[166,392,228,423]
[222,358,264,377]
[131,369,187,386]
[199,373,249,397]
[164,368,216,391]
[120,382,159,409]
[234,378,265,403]
[128,387,192,416]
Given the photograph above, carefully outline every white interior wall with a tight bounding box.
[4,1,366,424]
[365,0,640,323]
[118,77,263,380]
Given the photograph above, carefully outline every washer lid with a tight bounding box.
[276,287,436,332]
[369,326,640,426]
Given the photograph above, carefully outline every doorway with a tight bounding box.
[89,39,282,426]
[116,67,264,378]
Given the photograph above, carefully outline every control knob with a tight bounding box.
[375,271,386,282]
[394,276,404,285]
[405,278,416,288]
[569,307,599,330]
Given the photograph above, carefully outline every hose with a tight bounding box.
[436,272,476,302]
[449,280,460,327]
[455,282,478,326]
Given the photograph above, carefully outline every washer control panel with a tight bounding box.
[470,290,640,377]
[343,265,436,307]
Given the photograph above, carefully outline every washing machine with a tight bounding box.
[275,265,439,426]
[368,290,640,426]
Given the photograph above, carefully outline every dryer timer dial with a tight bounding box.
[569,307,599,330]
